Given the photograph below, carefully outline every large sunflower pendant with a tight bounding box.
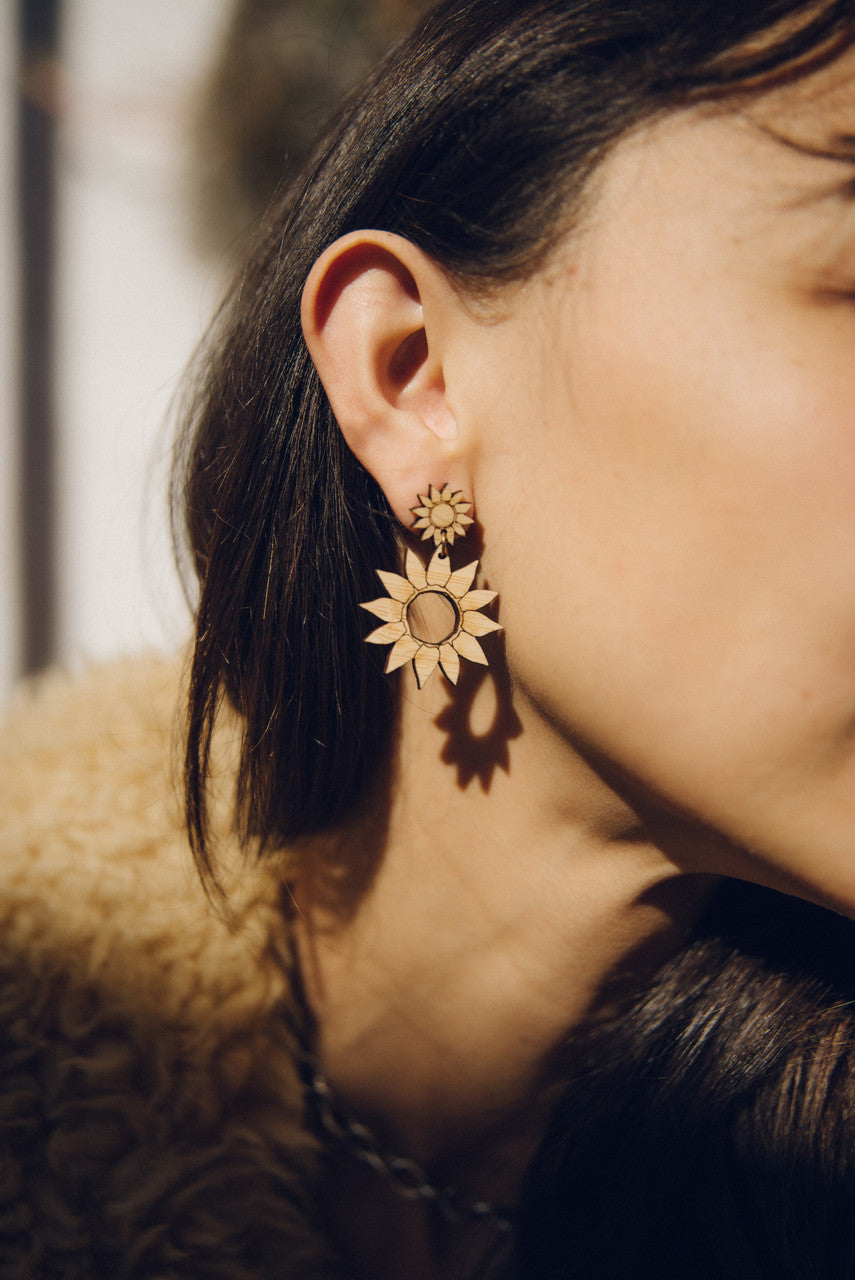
[360,527,501,689]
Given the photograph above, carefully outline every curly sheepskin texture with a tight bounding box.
[0,656,345,1280]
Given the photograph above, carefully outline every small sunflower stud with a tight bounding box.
[410,484,473,553]
[360,488,501,688]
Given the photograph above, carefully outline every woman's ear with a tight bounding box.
[301,230,471,526]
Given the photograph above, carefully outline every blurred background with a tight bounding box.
[2,0,427,705]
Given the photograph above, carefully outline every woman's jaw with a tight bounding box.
[462,47,855,918]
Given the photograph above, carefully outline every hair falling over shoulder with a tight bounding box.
[520,880,855,1279]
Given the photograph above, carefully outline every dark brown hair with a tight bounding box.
[519,879,855,1279]
[176,0,855,890]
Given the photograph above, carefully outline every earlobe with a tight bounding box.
[301,230,470,525]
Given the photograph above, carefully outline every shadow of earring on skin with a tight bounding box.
[434,630,522,792]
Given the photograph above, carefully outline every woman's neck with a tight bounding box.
[294,666,714,1196]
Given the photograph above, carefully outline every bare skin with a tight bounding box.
[297,46,855,1280]
[295,667,712,1280]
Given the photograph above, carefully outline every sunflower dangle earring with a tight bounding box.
[360,484,502,688]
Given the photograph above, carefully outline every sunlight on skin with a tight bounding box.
[470,45,855,917]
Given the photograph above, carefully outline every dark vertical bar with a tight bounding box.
[17,0,61,673]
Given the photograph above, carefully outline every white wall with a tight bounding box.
[1,0,233,704]
[56,0,233,669]
[0,0,19,701]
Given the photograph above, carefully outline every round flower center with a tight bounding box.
[430,502,456,529]
[407,590,460,645]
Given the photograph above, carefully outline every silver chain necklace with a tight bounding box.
[297,1050,515,1234]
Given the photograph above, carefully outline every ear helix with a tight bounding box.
[359,484,502,689]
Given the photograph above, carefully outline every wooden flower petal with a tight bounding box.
[360,597,404,622]
[452,631,488,665]
[385,634,421,672]
[414,645,440,687]
[405,548,427,589]
[445,561,478,597]
[458,588,497,610]
[365,621,406,645]
[377,569,414,603]
[426,549,451,587]
[438,643,460,685]
[462,611,502,637]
